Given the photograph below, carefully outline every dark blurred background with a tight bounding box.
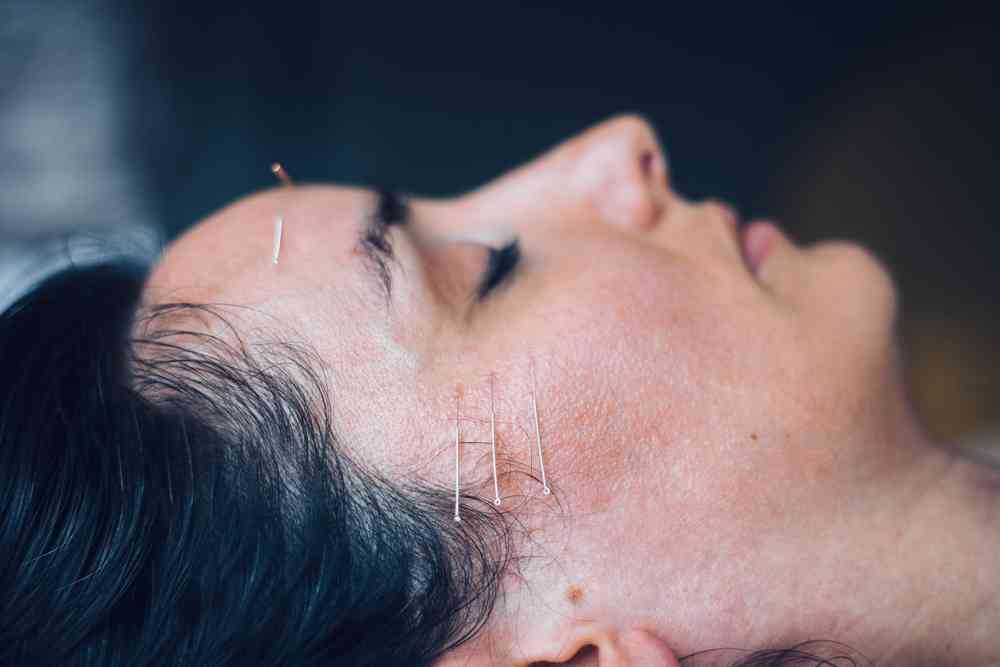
[1,1,997,453]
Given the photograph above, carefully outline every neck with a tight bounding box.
[879,435,1000,666]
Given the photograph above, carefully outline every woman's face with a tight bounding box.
[144,115,961,659]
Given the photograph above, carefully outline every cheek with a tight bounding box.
[529,259,784,461]
[522,245,914,558]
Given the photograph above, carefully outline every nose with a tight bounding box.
[441,114,673,240]
[564,114,672,232]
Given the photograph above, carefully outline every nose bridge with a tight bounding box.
[452,114,672,236]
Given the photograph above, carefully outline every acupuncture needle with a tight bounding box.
[454,393,462,522]
[269,162,292,264]
[490,374,501,506]
[530,360,551,495]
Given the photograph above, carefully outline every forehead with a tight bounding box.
[139,183,434,474]
[139,185,410,384]
[144,185,372,307]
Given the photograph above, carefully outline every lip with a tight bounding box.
[740,220,783,274]
[712,203,780,276]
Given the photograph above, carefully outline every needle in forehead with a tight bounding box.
[271,162,293,187]
[272,217,284,265]
[269,163,292,265]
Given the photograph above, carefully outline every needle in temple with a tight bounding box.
[490,374,501,506]
[530,360,551,495]
[454,394,462,522]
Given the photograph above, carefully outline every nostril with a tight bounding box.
[572,115,674,230]
[638,145,669,191]
[640,150,654,180]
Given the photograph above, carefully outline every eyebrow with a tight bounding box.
[357,190,404,305]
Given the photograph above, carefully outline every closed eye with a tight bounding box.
[476,239,520,300]
[364,188,521,304]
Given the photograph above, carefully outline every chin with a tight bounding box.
[813,239,901,343]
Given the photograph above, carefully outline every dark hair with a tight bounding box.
[0,258,870,666]
[678,641,871,666]
[0,261,512,666]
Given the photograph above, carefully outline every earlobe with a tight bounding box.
[518,625,681,667]
[434,624,681,667]
[617,629,682,666]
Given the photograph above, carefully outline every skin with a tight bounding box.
[144,114,1000,666]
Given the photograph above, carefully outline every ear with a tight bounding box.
[518,624,682,666]
[432,624,681,667]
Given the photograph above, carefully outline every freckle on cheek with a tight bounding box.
[566,586,584,605]
[750,433,758,441]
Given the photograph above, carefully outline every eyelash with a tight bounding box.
[374,189,521,301]
[477,239,520,300]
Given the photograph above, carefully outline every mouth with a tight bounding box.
[740,220,781,274]
[710,201,782,277]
